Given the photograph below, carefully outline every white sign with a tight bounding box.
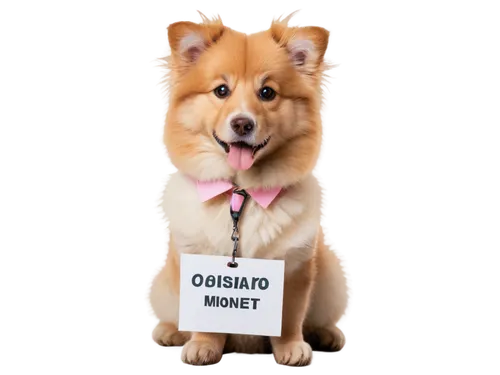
[178,254,285,337]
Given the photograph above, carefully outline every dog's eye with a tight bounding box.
[258,87,276,101]
[214,85,230,99]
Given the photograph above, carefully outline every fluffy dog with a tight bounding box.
[150,13,348,366]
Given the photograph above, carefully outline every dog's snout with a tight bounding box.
[230,116,255,137]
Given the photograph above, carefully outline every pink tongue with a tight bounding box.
[228,145,254,170]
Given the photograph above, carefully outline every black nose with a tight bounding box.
[230,116,255,136]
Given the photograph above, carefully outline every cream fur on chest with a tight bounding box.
[162,172,322,272]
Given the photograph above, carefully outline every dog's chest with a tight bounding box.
[162,173,321,261]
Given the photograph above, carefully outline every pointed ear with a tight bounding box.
[271,24,329,74]
[168,21,225,63]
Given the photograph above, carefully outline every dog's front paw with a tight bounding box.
[181,340,222,366]
[152,322,190,347]
[273,340,312,366]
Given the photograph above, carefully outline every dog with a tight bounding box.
[149,13,348,366]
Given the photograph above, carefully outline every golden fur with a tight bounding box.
[150,13,348,366]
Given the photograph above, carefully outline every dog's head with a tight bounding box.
[163,14,329,188]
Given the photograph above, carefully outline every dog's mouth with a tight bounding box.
[213,132,270,155]
[213,131,270,170]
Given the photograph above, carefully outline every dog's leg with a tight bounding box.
[271,256,315,366]
[304,228,348,352]
[150,239,225,364]
[181,332,227,365]
[150,241,190,346]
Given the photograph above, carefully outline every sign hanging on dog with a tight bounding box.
[178,254,285,336]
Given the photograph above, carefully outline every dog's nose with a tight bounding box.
[230,116,255,137]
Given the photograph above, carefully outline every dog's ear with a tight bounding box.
[271,23,329,75]
[168,20,225,64]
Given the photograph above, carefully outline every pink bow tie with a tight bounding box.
[196,180,282,209]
